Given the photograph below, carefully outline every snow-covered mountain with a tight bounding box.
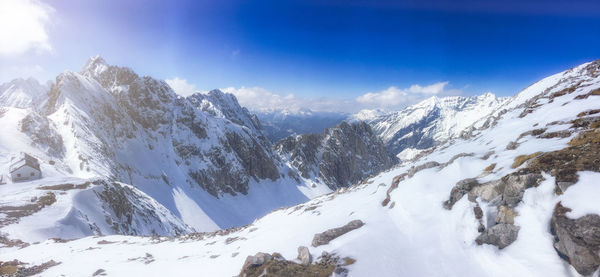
[0,77,47,109]
[0,56,395,243]
[255,109,347,142]
[275,121,396,191]
[2,60,599,277]
[365,93,507,160]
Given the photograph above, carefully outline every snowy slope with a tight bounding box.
[1,60,598,276]
[366,93,507,159]
[0,57,324,241]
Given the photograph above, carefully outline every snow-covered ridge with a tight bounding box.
[2,59,599,276]
[0,56,322,239]
[0,56,407,242]
[366,92,507,158]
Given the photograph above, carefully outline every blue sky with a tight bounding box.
[1,0,599,112]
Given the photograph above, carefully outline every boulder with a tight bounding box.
[312,220,365,247]
[297,246,312,265]
[475,223,520,249]
[551,203,600,275]
[239,252,273,276]
[443,178,479,210]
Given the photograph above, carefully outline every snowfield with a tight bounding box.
[0,59,599,276]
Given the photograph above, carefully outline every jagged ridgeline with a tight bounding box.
[0,56,397,239]
[1,58,599,277]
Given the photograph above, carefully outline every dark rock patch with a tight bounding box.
[551,203,600,275]
[312,220,365,247]
[443,178,479,210]
[475,224,520,249]
[239,250,351,277]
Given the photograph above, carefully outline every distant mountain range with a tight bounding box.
[257,93,506,161]
[0,56,395,240]
[3,58,599,277]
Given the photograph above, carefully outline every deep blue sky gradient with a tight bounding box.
[6,0,600,98]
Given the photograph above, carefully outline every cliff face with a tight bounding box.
[276,121,396,190]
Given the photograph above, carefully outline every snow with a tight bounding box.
[0,58,599,276]
[397,147,426,161]
[173,188,220,232]
[560,172,600,219]
[368,92,508,155]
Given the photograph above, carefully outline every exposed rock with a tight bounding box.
[475,224,520,249]
[407,161,440,178]
[528,125,600,194]
[551,203,600,275]
[496,205,517,225]
[443,178,479,210]
[297,246,312,265]
[239,251,350,277]
[468,179,504,202]
[312,220,365,247]
[500,170,543,207]
[382,173,407,206]
[275,121,396,190]
[20,111,64,158]
[239,252,273,276]
[473,206,484,220]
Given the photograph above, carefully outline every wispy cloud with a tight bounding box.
[0,0,53,56]
[355,81,455,109]
[165,77,198,96]
[221,82,463,113]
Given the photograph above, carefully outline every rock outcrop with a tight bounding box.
[475,224,520,249]
[312,220,365,247]
[551,203,600,275]
[297,246,312,265]
[444,169,543,249]
[275,121,396,189]
[239,250,352,277]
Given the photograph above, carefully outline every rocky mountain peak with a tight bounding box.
[275,121,396,190]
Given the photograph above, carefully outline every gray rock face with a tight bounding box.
[551,203,600,275]
[20,111,64,158]
[297,246,312,265]
[74,56,283,197]
[495,205,518,225]
[312,220,365,247]
[443,178,479,210]
[475,223,520,249]
[453,169,543,210]
[468,179,504,202]
[275,122,396,190]
[501,170,543,207]
[444,169,543,249]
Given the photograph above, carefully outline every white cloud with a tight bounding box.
[356,81,455,109]
[221,82,460,114]
[221,86,356,113]
[166,77,198,96]
[0,0,53,56]
[164,81,462,114]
